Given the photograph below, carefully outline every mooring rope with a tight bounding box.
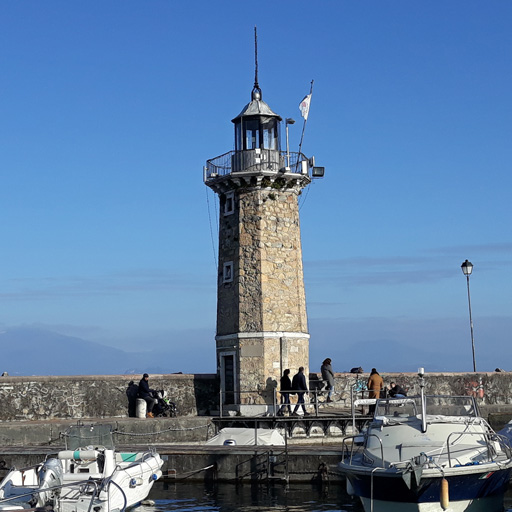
[60,423,212,440]
[112,424,212,436]
[173,464,216,481]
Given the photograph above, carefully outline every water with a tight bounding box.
[144,481,512,511]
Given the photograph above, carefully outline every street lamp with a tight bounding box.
[461,259,476,372]
[285,118,295,168]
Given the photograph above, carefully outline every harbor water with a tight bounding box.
[146,481,512,511]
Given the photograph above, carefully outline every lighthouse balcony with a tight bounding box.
[204,150,309,182]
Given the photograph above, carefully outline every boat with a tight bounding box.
[338,369,512,512]
[205,427,285,446]
[0,423,163,512]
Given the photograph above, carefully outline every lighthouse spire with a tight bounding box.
[252,26,261,100]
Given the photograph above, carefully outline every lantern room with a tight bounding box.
[231,86,283,172]
[233,88,281,151]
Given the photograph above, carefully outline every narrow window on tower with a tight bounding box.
[224,191,234,216]
[223,262,233,283]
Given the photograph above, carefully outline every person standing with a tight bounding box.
[138,373,158,418]
[367,368,384,414]
[278,369,292,415]
[292,367,310,416]
[321,358,335,402]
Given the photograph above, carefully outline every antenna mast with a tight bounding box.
[252,26,262,98]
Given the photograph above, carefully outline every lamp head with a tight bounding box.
[286,118,295,125]
[461,259,473,276]
[418,367,425,378]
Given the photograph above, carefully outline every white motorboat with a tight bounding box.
[338,370,512,512]
[0,423,163,512]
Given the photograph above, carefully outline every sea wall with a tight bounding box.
[322,371,511,407]
[0,373,219,421]
[0,371,510,422]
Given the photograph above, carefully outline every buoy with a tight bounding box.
[440,477,449,510]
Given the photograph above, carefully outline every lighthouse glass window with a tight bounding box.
[262,118,278,150]
[245,120,260,149]
[223,262,233,283]
[224,192,234,216]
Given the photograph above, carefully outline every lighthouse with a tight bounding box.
[204,68,322,412]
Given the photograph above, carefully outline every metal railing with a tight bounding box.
[341,433,384,467]
[205,150,308,180]
[339,423,512,470]
[219,386,347,419]
[445,431,512,468]
[235,447,289,482]
[0,463,130,512]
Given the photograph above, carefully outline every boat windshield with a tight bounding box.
[375,398,418,418]
[375,395,478,419]
[424,395,478,417]
[65,424,115,450]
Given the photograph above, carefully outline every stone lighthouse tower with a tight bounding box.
[204,72,320,411]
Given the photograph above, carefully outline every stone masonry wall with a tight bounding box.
[0,373,218,421]
[238,186,308,333]
[318,371,512,410]
[1,372,512,422]
[215,182,310,398]
[216,191,242,336]
[237,335,310,398]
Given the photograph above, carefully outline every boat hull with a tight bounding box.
[342,464,512,512]
[359,494,505,512]
[59,453,163,512]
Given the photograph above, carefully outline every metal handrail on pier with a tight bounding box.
[215,388,364,440]
[219,388,349,419]
[235,444,289,483]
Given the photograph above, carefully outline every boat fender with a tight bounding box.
[346,478,355,496]
[58,450,99,462]
[129,477,143,488]
[151,470,162,481]
[440,477,449,510]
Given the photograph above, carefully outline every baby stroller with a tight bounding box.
[150,389,177,417]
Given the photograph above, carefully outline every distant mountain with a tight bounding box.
[0,326,216,376]
[308,316,512,373]
[0,327,128,376]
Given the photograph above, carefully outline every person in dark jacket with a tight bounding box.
[321,358,335,402]
[138,373,158,418]
[278,369,292,415]
[291,367,310,416]
[388,382,407,398]
[126,380,139,418]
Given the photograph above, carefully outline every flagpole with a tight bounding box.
[297,80,314,159]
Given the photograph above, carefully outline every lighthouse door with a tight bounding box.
[220,352,236,405]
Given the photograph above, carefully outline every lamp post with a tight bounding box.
[461,259,476,372]
[285,118,295,168]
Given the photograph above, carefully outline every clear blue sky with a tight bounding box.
[1,1,511,374]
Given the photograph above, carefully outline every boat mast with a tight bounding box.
[418,367,427,433]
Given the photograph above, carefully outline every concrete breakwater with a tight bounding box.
[0,417,344,482]
[1,371,512,421]
[0,444,344,483]
[0,412,510,483]
[1,372,512,482]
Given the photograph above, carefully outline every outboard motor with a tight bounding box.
[37,459,63,506]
